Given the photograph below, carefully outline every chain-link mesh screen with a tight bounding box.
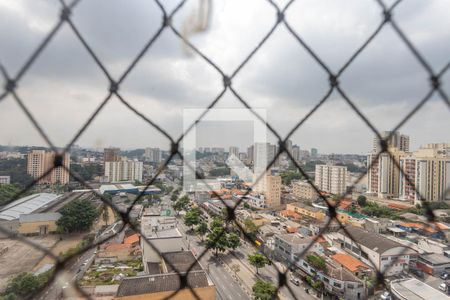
[1,0,450,299]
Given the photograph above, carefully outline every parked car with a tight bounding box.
[410,268,424,278]
[290,277,300,286]
[440,272,449,280]
[439,282,448,293]
[380,291,391,300]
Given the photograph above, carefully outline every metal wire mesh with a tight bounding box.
[0,0,450,299]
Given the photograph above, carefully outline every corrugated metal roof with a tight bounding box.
[19,212,61,223]
[0,193,61,221]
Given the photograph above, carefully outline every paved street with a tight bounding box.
[177,221,251,300]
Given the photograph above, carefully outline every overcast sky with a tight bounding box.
[0,0,449,154]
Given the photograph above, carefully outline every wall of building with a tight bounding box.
[17,220,58,235]
[142,237,183,266]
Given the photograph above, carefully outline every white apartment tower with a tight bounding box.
[315,164,347,195]
[104,158,143,183]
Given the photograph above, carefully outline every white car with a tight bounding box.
[380,291,391,300]
[439,282,448,293]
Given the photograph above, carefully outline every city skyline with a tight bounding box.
[1,1,450,153]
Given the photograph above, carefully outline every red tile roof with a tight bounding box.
[331,253,369,273]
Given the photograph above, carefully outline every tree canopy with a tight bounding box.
[184,209,201,229]
[357,195,367,207]
[252,280,277,300]
[248,252,269,274]
[57,199,98,233]
[2,271,51,299]
[227,232,241,250]
[0,184,22,206]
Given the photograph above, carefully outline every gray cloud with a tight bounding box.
[0,0,449,154]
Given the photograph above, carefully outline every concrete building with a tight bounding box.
[332,226,418,276]
[416,253,450,275]
[116,251,215,300]
[274,234,324,263]
[104,159,143,183]
[292,145,300,161]
[372,131,410,153]
[228,146,239,158]
[315,164,347,195]
[286,202,326,221]
[367,147,404,199]
[265,175,281,207]
[296,252,365,300]
[140,215,183,272]
[0,176,10,184]
[390,278,448,300]
[104,147,121,162]
[413,143,450,203]
[292,180,318,201]
[27,150,70,185]
[363,218,394,234]
[17,212,61,235]
[144,148,161,164]
[311,148,318,158]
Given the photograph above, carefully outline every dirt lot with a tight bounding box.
[32,233,86,272]
[0,236,57,291]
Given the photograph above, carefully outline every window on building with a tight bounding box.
[361,251,368,259]
[333,282,342,288]
[381,257,388,261]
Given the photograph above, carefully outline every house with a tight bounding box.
[331,226,418,276]
[296,252,365,300]
[124,234,140,247]
[97,243,135,262]
[331,253,372,278]
[17,213,61,236]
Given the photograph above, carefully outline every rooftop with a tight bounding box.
[420,253,450,265]
[116,271,212,297]
[0,193,61,221]
[19,212,61,223]
[390,278,449,300]
[162,251,203,273]
[289,202,322,213]
[331,253,370,273]
[276,233,313,245]
[339,226,415,255]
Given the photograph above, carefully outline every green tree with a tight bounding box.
[195,221,208,241]
[357,195,367,207]
[248,252,269,274]
[173,195,190,215]
[184,209,200,230]
[306,255,327,271]
[243,218,258,234]
[170,194,178,202]
[0,184,22,206]
[206,227,228,256]
[227,232,241,251]
[210,217,224,230]
[252,280,277,300]
[56,199,98,233]
[280,171,303,185]
[2,271,51,299]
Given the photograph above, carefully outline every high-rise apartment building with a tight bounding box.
[229,146,239,157]
[27,150,70,184]
[265,175,281,207]
[315,164,347,195]
[292,145,300,161]
[372,131,409,153]
[410,144,450,203]
[104,158,143,183]
[144,147,161,164]
[367,147,404,199]
[104,147,121,162]
[311,148,318,158]
[247,145,254,164]
[292,180,318,201]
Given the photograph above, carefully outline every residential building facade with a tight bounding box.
[27,150,70,184]
[104,159,143,183]
[315,164,347,195]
